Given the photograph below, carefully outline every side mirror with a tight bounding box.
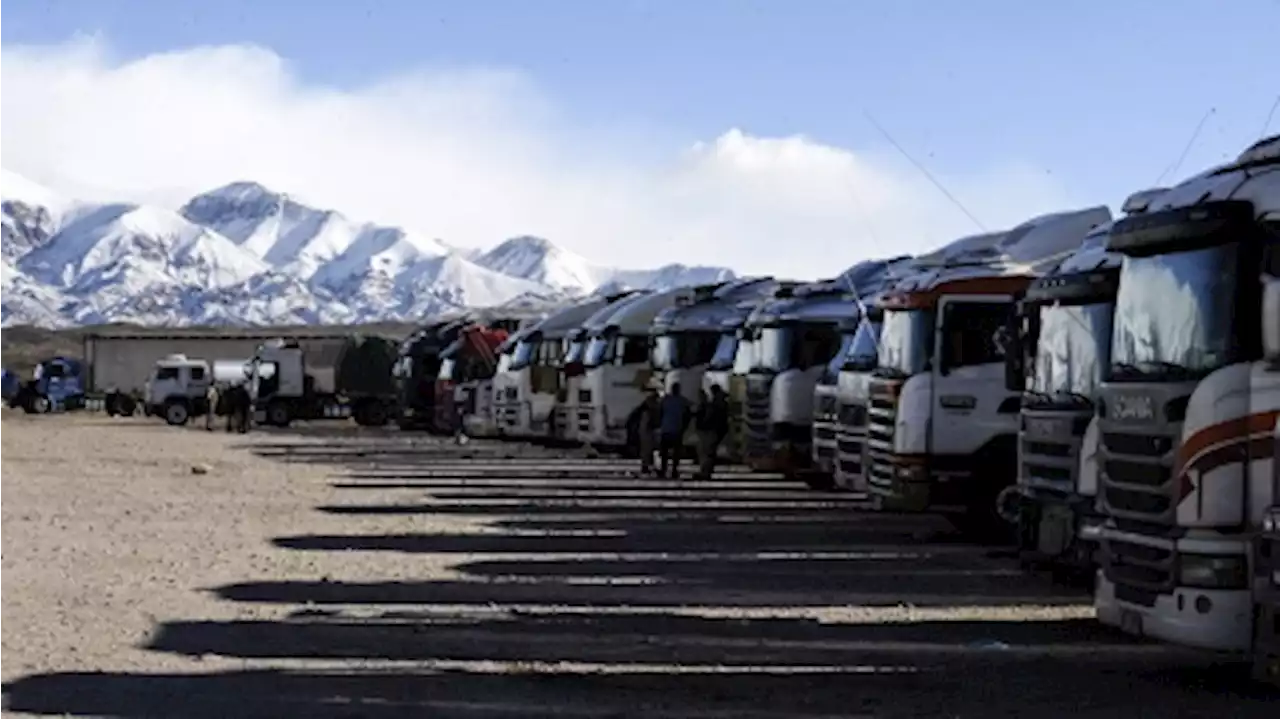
[937,303,956,377]
[1263,275,1280,362]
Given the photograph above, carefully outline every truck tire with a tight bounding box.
[28,395,51,414]
[119,395,138,417]
[164,400,190,426]
[266,402,291,427]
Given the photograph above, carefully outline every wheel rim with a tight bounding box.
[996,486,1022,525]
[168,405,188,423]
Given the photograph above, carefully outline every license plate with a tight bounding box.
[1120,609,1144,636]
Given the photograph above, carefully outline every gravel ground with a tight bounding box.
[2,411,1276,718]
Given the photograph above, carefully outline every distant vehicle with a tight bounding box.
[11,357,88,414]
[144,354,214,425]
[250,335,399,427]
[434,321,514,435]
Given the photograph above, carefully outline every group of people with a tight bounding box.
[205,382,252,433]
[631,382,730,480]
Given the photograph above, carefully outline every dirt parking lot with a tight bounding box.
[2,411,1276,718]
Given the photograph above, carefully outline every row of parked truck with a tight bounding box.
[449,134,1280,684]
[127,134,1278,684]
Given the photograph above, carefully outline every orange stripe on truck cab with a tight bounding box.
[1174,410,1280,477]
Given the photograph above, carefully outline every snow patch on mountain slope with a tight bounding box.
[476,235,737,292]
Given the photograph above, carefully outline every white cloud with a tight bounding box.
[1,36,1080,278]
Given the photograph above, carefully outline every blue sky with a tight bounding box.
[3,0,1277,275]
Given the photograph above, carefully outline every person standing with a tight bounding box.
[205,384,220,431]
[631,388,661,475]
[694,384,730,480]
[657,382,692,479]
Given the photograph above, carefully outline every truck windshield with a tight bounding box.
[752,327,793,372]
[564,339,586,365]
[708,332,738,370]
[509,340,536,371]
[1031,302,1114,397]
[584,333,615,368]
[651,332,720,370]
[752,324,841,373]
[732,338,756,374]
[877,309,934,377]
[841,319,881,372]
[1111,243,1239,378]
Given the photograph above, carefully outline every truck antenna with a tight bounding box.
[1153,107,1215,185]
[863,111,987,232]
[1260,94,1280,140]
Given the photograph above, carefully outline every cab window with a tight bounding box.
[942,302,1010,369]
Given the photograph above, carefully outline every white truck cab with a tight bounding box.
[1254,242,1280,685]
[701,297,781,463]
[741,279,858,479]
[1094,135,1280,652]
[577,287,689,448]
[831,304,884,491]
[811,315,863,488]
[491,295,625,440]
[146,354,213,426]
[864,206,1113,535]
[1007,190,1169,577]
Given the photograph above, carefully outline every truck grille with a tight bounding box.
[837,403,869,477]
[865,380,903,497]
[744,375,772,456]
[1019,410,1092,500]
[1099,430,1178,526]
[1101,536,1175,605]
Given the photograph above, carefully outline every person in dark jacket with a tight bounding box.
[224,383,252,434]
[657,383,692,479]
[631,388,661,474]
[694,384,730,480]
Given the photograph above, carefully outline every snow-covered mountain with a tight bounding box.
[0,172,738,328]
[475,235,734,291]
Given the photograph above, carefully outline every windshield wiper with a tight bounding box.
[874,366,909,379]
[1111,362,1146,379]
[1055,390,1094,406]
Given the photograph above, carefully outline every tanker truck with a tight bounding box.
[250,334,399,427]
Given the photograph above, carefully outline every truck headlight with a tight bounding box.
[1178,554,1248,589]
[1263,508,1280,533]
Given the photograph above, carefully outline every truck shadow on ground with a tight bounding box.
[5,612,1274,718]
[7,433,1273,718]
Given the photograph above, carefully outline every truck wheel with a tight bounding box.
[119,395,138,416]
[164,401,190,426]
[266,402,291,427]
[27,396,51,414]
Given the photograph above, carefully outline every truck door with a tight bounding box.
[931,296,1018,461]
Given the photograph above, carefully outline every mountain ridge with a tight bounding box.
[0,171,738,328]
